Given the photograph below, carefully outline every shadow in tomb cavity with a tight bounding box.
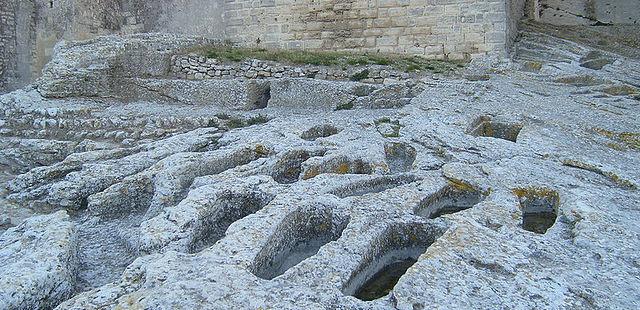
[384,142,416,173]
[342,222,446,301]
[252,82,271,109]
[514,187,559,234]
[354,256,417,301]
[75,215,139,292]
[300,124,340,141]
[190,189,275,253]
[251,205,349,280]
[414,181,485,219]
[327,174,417,198]
[271,149,326,184]
[467,116,523,142]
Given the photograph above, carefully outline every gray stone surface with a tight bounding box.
[129,78,272,110]
[36,33,210,98]
[0,211,77,309]
[1,24,640,309]
[269,78,421,111]
[538,0,640,25]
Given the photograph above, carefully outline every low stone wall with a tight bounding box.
[171,54,412,84]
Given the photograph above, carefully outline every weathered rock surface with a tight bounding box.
[0,211,77,309]
[36,34,210,99]
[1,24,639,309]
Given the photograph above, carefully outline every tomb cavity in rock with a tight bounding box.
[467,116,523,142]
[342,222,445,301]
[514,188,560,234]
[251,206,349,280]
[302,156,373,180]
[414,181,485,219]
[300,124,340,141]
[328,175,417,198]
[253,83,272,109]
[271,150,312,184]
[190,190,275,253]
[384,142,416,173]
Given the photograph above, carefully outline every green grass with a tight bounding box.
[200,46,464,73]
[215,113,231,120]
[206,118,218,127]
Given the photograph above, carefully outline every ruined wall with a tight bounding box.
[538,0,640,25]
[0,0,131,92]
[127,0,225,39]
[0,0,228,92]
[2,0,528,92]
[0,0,37,91]
[0,0,17,91]
[225,0,512,60]
[506,0,526,50]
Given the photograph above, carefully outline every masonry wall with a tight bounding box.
[506,0,526,51]
[128,0,225,39]
[537,0,640,25]
[0,0,17,91]
[1,0,526,92]
[225,0,510,60]
[0,0,37,91]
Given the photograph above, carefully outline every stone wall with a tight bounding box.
[537,0,640,25]
[1,0,530,92]
[127,0,225,39]
[0,0,17,91]
[0,0,37,91]
[0,0,138,93]
[506,0,526,51]
[171,54,412,83]
[225,0,511,60]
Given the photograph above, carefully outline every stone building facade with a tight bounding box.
[224,0,523,58]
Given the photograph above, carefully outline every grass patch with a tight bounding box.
[215,113,231,120]
[199,46,464,73]
[562,159,637,190]
[554,75,604,86]
[206,118,218,127]
[219,114,270,130]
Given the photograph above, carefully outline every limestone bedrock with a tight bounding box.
[0,24,639,309]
